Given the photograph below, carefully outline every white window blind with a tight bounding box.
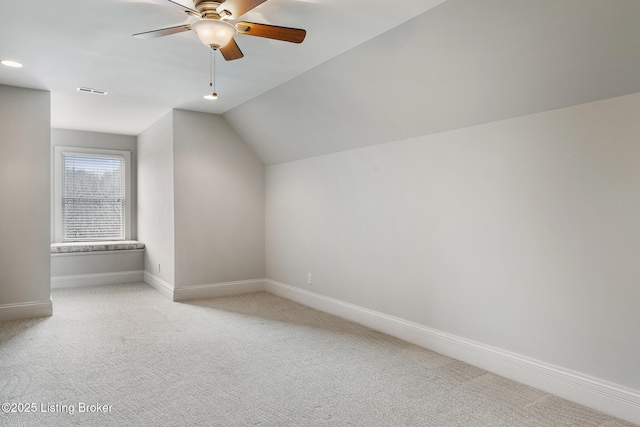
[62,152,126,241]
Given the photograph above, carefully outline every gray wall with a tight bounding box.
[173,110,265,288]
[265,93,640,391]
[0,85,51,305]
[137,111,175,285]
[52,251,143,277]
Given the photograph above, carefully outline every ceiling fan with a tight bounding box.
[133,0,307,61]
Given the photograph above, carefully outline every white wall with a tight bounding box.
[172,110,265,288]
[137,111,175,286]
[266,93,640,391]
[0,85,51,306]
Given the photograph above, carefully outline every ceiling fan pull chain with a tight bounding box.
[204,47,218,100]
[213,47,216,94]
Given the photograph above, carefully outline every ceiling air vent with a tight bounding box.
[76,87,108,95]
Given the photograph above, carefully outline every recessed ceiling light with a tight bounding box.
[1,60,23,68]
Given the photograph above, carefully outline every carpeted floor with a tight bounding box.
[0,282,636,426]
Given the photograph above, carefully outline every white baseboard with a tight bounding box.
[0,300,53,321]
[51,270,144,289]
[264,279,640,425]
[173,279,265,302]
[144,272,175,301]
[143,273,264,302]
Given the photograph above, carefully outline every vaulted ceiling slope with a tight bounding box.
[223,0,640,165]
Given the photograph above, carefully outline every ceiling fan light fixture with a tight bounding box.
[204,93,218,100]
[191,19,237,49]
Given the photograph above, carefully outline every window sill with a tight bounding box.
[51,241,145,254]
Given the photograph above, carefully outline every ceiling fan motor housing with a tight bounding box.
[194,0,224,19]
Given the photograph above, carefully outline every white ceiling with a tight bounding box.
[0,0,446,135]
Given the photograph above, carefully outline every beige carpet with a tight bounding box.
[0,283,636,426]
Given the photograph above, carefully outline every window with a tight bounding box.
[54,146,131,242]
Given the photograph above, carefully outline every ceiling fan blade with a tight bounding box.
[150,0,200,17]
[133,24,191,39]
[235,22,306,44]
[220,38,244,61]
[217,0,267,20]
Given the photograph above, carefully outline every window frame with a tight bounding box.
[54,146,131,243]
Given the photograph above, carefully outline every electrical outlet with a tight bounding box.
[307,273,312,285]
